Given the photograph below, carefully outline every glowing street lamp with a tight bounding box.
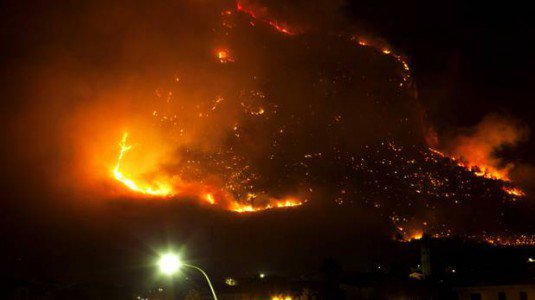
[158,253,182,275]
[157,252,218,300]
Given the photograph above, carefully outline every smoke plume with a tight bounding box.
[441,114,528,181]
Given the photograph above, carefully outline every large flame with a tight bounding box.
[428,147,525,197]
[113,132,173,197]
[112,132,303,212]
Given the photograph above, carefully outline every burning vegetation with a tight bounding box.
[236,0,301,35]
[11,1,530,246]
[112,132,302,212]
[99,0,535,245]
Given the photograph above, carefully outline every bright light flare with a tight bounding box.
[158,253,182,275]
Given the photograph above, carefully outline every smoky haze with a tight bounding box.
[1,0,421,207]
[1,0,534,285]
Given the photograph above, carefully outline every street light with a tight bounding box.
[158,252,218,300]
[159,253,182,275]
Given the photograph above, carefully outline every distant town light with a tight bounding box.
[225,278,238,286]
[528,257,535,263]
[259,273,266,279]
[272,295,293,300]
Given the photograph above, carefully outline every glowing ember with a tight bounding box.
[357,38,368,46]
[231,197,302,213]
[237,0,299,35]
[352,35,412,86]
[272,296,293,300]
[481,234,535,246]
[397,227,424,242]
[204,193,216,205]
[502,186,526,197]
[408,231,424,241]
[216,49,234,63]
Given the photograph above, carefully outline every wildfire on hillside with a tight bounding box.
[236,0,300,35]
[112,132,303,212]
[64,1,531,245]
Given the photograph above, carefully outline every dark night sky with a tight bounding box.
[1,0,534,287]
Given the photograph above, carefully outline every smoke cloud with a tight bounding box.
[441,114,529,181]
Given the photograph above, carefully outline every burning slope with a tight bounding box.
[112,132,302,212]
[443,114,527,182]
[113,132,173,196]
[426,114,528,197]
[69,1,530,244]
[236,0,300,35]
[352,36,412,87]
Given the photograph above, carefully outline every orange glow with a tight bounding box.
[482,234,535,246]
[352,35,411,85]
[272,296,293,300]
[503,186,526,197]
[458,160,510,181]
[428,147,525,197]
[409,231,424,241]
[428,115,528,198]
[398,227,424,242]
[216,49,235,63]
[204,193,216,205]
[237,1,299,36]
[113,132,173,197]
[111,132,303,212]
[231,196,302,213]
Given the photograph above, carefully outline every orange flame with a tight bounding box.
[216,49,235,63]
[352,35,411,85]
[397,227,424,242]
[502,186,526,197]
[272,296,293,300]
[428,147,525,197]
[113,132,173,197]
[112,132,303,212]
[236,0,299,36]
[231,196,302,213]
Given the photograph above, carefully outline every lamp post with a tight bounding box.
[158,252,218,300]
